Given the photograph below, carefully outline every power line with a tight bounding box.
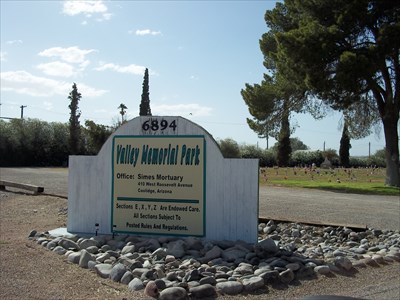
[0,116,18,120]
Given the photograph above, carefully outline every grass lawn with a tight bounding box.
[260,167,400,196]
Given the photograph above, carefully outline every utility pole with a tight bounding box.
[20,105,27,119]
[368,142,371,158]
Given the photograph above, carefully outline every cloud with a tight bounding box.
[1,71,71,97]
[37,61,76,77]
[38,46,96,64]
[97,13,112,21]
[63,0,107,15]
[94,62,146,75]
[152,103,213,117]
[0,52,6,61]
[132,29,162,36]
[62,0,111,21]
[43,101,54,111]
[6,40,23,45]
[0,70,107,97]
[80,84,108,97]
[36,60,90,77]
[79,60,90,70]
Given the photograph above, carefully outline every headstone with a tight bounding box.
[320,157,332,169]
[68,116,259,243]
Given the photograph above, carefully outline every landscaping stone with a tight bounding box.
[216,281,243,295]
[53,245,67,255]
[242,276,265,292]
[159,287,188,300]
[128,278,144,291]
[94,263,113,279]
[189,284,217,298]
[67,251,81,264]
[58,238,79,251]
[120,271,134,285]
[314,265,331,275]
[30,220,400,297]
[78,249,94,268]
[334,256,353,271]
[79,239,99,249]
[279,269,295,284]
[110,263,127,282]
[144,280,160,298]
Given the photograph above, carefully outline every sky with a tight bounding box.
[0,0,386,156]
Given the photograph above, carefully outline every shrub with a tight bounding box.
[218,138,241,158]
[349,157,369,168]
[240,145,277,167]
[290,150,324,167]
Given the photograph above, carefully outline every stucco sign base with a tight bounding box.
[68,116,259,243]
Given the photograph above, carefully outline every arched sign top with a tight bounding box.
[99,116,222,159]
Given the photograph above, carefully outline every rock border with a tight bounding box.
[29,221,400,299]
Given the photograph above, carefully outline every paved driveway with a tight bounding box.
[1,167,68,197]
[1,167,399,230]
[259,186,399,231]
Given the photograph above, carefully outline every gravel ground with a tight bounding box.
[0,167,399,299]
[1,191,399,299]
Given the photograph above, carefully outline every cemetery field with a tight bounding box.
[260,167,400,196]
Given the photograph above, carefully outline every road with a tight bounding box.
[259,185,399,231]
[1,167,399,231]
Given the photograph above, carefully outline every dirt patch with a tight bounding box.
[0,192,138,300]
[1,191,399,300]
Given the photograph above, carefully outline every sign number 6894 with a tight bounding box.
[142,119,177,132]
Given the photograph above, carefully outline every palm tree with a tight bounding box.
[118,103,127,123]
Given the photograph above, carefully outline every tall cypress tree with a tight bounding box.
[68,83,82,155]
[339,120,351,167]
[276,107,291,167]
[139,68,152,116]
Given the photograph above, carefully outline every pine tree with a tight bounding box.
[68,83,82,155]
[139,68,152,116]
[266,0,399,186]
